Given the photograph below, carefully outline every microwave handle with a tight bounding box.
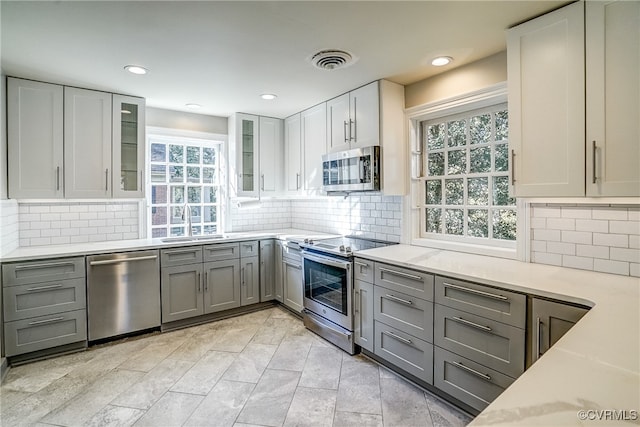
[359,157,364,182]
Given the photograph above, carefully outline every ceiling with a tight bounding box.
[1,1,568,119]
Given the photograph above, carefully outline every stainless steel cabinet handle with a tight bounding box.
[453,361,491,381]
[56,166,61,191]
[140,170,144,189]
[28,316,65,326]
[350,119,355,142]
[382,330,412,345]
[354,290,360,314]
[379,267,422,281]
[105,169,109,191]
[451,316,492,332]
[343,120,349,143]
[261,174,265,191]
[355,261,369,268]
[535,317,542,361]
[241,267,245,285]
[15,262,76,271]
[442,282,509,301]
[592,140,597,184]
[27,283,64,292]
[198,272,201,292]
[510,150,516,185]
[296,173,300,190]
[90,255,158,266]
[204,272,208,292]
[385,294,413,306]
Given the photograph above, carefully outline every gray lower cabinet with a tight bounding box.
[259,240,276,302]
[374,320,433,384]
[354,279,374,352]
[2,257,87,357]
[528,297,588,367]
[161,263,204,323]
[283,254,303,313]
[240,256,260,306]
[374,285,433,342]
[204,259,240,313]
[274,241,284,302]
[434,347,515,412]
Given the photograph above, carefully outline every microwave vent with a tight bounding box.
[310,49,355,70]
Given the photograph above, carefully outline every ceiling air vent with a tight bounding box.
[310,49,355,71]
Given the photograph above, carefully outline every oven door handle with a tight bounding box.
[301,251,352,270]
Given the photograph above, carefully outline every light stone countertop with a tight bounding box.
[355,244,640,426]
[0,228,339,263]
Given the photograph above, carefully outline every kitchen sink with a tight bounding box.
[161,235,225,243]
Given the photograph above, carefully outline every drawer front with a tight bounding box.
[3,257,85,287]
[435,276,526,328]
[435,304,525,378]
[374,285,433,342]
[354,258,374,283]
[4,309,87,357]
[203,243,240,262]
[3,278,86,322]
[239,241,259,258]
[374,320,433,384]
[161,247,203,267]
[434,347,515,412]
[282,243,302,262]
[374,263,434,301]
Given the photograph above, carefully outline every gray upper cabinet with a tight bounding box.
[240,256,260,306]
[64,86,112,199]
[204,259,240,313]
[112,94,145,198]
[528,298,588,367]
[259,240,276,302]
[7,78,64,199]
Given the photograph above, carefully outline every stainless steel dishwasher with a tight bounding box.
[86,250,160,341]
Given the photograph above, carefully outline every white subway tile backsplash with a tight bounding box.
[576,244,609,260]
[592,207,628,221]
[594,258,629,276]
[546,241,576,256]
[610,248,640,263]
[561,230,592,245]
[630,235,640,249]
[532,251,562,266]
[630,263,640,278]
[609,221,640,235]
[575,219,608,233]
[562,255,594,271]
[532,206,561,218]
[533,229,561,242]
[593,233,628,248]
[560,206,592,219]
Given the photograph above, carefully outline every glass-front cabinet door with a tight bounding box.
[235,113,259,197]
[112,95,145,198]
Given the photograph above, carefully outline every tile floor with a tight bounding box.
[0,307,473,427]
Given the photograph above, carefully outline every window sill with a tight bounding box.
[411,237,517,260]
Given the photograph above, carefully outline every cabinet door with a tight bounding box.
[586,0,640,196]
[259,116,283,195]
[326,93,350,152]
[204,259,240,314]
[240,256,260,306]
[354,279,374,352]
[259,240,275,302]
[161,264,203,323]
[283,258,303,312]
[302,103,327,191]
[275,242,284,303]
[64,87,112,198]
[529,298,588,366]
[284,114,302,193]
[350,82,380,148]
[507,2,585,197]
[113,95,145,198]
[236,113,260,197]
[7,78,64,199]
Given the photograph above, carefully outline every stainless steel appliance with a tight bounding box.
[86,250,160,341]
[300,236,395,354]
[322,146,380,193]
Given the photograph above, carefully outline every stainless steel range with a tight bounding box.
[299,236,396,354]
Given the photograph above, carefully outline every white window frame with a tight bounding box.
[145,127,228,239]
[405,82,527,260]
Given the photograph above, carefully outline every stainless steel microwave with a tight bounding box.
[321,146,380,193]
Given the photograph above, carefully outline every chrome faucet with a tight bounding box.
[182,203,193,237]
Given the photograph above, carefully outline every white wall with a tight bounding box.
[229,200,291,232]
[146,107,227,135]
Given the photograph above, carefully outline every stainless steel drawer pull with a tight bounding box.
[166,249,199,256]
[442,282,509,301]
[451,316,492,332]
[382,330,413,345]
[385,294,413,306]
[28,316,65,326]
[90,255,158,266]
[355,261,370,268]
[453,361,491,381]
[27,284,64,292]
[15,262,76,271]
[379,267,422,281]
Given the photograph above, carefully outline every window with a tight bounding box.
[147,133,224,238]
[417,103,516,248]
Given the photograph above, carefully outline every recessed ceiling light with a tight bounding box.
[124,65,148,75]
[185,103,201,109]
[431,56,453,67]
[261,94,277,100]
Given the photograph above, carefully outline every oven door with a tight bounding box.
[301,251,353,331]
